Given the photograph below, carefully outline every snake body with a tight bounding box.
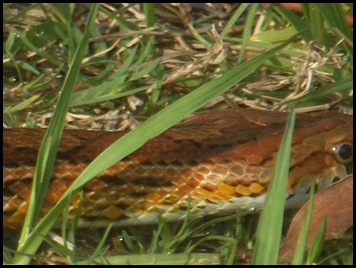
[3,109,353,229]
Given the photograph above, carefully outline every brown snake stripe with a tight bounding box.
[3,109,353,229]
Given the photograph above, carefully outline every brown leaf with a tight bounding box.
[280,174,353,259]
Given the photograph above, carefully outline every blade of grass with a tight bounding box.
[306,217,326,264]
[292,184,316,264]
[81,223,113,265]
[221,3,249,38]
[13,32,302,264]
[315,3,353,54]
[285,77,353,108]
[56,34,303,198]
[272,5,312,42]
[14,4,99,264]
[302,4,331,49]
[10,28,66,70]
[238,3,259,64]
[78,253,221,265]
[252,109,296,264]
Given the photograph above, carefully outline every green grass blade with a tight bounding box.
[221,3,249,38]
[302,4,331,49]
[64,34,302,196]
[292,184,316,264]
[315,3,353,54]
[14,4,99,264]
[252,110,296,264]
[13,31,301,264]
[285,77,353,107]
[238,4,259,64]
[306,217,326,264]
[272,5,311,42]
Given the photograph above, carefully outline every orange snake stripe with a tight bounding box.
[3,109,353,229]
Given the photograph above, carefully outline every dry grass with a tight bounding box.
[3,3,353,264]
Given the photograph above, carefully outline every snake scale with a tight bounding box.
[3,109,353,229]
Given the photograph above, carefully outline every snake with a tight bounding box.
[3,109,353,229]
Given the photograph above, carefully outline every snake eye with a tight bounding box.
[333,142,353,164]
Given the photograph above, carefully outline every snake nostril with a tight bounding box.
[333,142,353,164]
[332,176,341,183]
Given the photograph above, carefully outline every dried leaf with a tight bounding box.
[280,174,353,258]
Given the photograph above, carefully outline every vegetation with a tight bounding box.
[3,3,353,264]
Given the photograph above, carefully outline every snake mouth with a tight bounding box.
[285,163,348,209]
